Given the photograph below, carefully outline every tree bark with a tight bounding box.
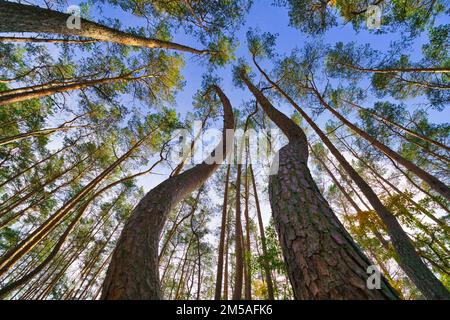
[0,73,154,106]
[243,164,252,300]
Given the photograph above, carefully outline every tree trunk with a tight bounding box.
[249,164,275,300]
[215,164,231,300]
[224,206,232,300]
[337,62,450,74]
[100,85,234,299]
[0,1,209,55]
[232,163,244,299]
[0,73,153,106]
[342,98,450,152]
[241,71,399,299]
[243,164,252,299]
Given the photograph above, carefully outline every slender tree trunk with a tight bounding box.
[0,125,88,147]
[0,36,97,44]
[0,132,151,277]
[337,134,449,230]
[337,62,450,74]
[215,164,231,300]
[232,162,244,300]
[253,61,450,299]
[78,251,113,300]
[309,87,450,201]
[241,71,398,299]
[100,85,234,299]
[158,190,202,261]
[243,164,252,299]
[170,108,212,177]
[0,159,161,297]
[224,206,232,300]
[249,164,275,300]
[0,134,83,189]
[341,98,450,152]
[0,73,153,106]
[0,1,210,55]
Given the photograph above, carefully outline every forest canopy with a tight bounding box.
[0,0,448,300]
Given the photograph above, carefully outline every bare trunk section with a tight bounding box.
[100,85,234,299]
[0,73,153,106]
[215,164,231,300]
[249,164,275,300]
[243,164,252,300]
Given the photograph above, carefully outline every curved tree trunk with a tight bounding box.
[252,60,450,299]
[100,85,234,299]
[240,72,398,299]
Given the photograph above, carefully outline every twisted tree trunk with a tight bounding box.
[241,72,398,299]
[101,85,234,299]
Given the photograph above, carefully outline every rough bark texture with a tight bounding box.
[270,143,397,299]
[241,73,399,300]
[0,1,208,55]
[101,86,234,299]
